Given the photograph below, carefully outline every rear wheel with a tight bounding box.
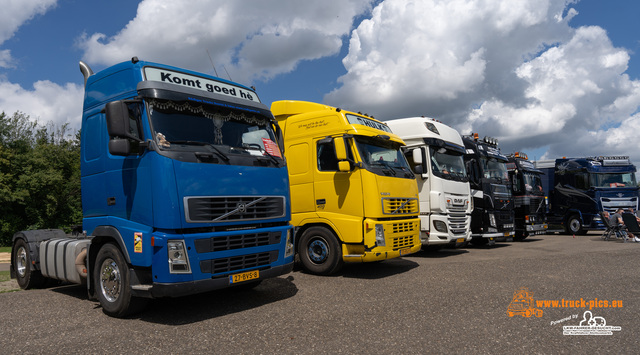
[298,227,343,275]
[12,239,47,289]
[94,243,147,317]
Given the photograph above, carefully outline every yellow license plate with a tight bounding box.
[503,232,510,237]
[229,270,259,284]
[400,248,412,255]
[456,238,465,243]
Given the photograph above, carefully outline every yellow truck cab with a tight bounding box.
[271,100,421,274]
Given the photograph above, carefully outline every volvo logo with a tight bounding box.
[236,203,247,213]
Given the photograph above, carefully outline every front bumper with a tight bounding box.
[134,261,294,298]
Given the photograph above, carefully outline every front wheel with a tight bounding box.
[566,215,585,235]
[12,239,47,289]
[94,243,147,317]
[298,227,343,275]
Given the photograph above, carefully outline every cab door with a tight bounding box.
[313,137,364,243]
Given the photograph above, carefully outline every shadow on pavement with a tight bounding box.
[338,258,419,280]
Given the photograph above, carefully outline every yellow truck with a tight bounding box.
[271,100,421,274]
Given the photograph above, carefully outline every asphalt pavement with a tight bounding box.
[0,233,638,354]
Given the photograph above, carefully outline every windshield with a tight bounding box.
[523,172,544,194]
[428,146,467,182]
[591,172,637,188]
[147,99,281,161]
[355,136,413,178]
[480,157,508,182]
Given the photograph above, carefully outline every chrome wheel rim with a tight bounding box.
[99,258,121,303]
[16,246,27,277]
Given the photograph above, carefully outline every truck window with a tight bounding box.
[354,136,413,178]
[317,141,339,171]
[428,146,467,181]
[480,157,508,181]
[147,99,279,157]
[574,172,589,189]
[591,173,637,188]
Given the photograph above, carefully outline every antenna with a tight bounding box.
[206,50,219,77]
[222,65,232,81]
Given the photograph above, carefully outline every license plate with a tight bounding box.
[456,238,465,243]
[503,232,510,237]
[229,270,259,284]
[400,248,411,255]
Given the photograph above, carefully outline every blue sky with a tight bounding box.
[1,0,640,170]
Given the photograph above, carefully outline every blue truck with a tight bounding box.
[534,156,639,234]
[462,134,515,245]
[10,57,295,317]
[506,152,547,240]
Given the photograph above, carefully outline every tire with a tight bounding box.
[513,230,527,241]
[12,239,47,289]
[470,237,489,246]
[298,226,343,275]
[94,243,147,317]
[565,215,584,235]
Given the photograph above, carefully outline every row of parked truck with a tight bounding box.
[10,59,640,317]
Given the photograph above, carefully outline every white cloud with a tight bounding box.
[79,0,373,85]
[0,0,56,44]
[324,0,640,168]
[0,80,84,131]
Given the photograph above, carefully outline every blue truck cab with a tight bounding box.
[534,156,639,234]
[462,134,515,245]
[11,57,294,317]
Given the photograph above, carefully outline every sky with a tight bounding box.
[1,0,640,171]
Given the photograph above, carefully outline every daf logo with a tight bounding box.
[236,203,246,213]
[454,198,463,204]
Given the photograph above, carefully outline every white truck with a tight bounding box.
[386,117,472,249]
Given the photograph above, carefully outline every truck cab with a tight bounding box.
[534,156,639,234]
[462,134,515,245]
[506,152,548,240]
[11,58,295,317]
[271,100,421,275]
[386,117,472,249]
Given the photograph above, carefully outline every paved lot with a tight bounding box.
[1,233,638,354]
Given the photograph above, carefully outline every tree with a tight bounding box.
[0,112,81,246]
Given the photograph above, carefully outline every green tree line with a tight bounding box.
[0,111,81,246]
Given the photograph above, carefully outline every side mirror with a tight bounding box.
[108,138,131,156]
[334,137,348,161]
[412,147,428,178]
[338,161,350,172]
[106,101,132,139]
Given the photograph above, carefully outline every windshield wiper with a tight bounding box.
[167,140,230,162]
[372,161,397,176]
[242,143,280,166]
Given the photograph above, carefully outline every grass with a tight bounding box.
[0,247,10,253]
[0,271,10,282]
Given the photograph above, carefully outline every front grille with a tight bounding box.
[392,235,414,250]
[199,251,277,274]
[447,212,468,235]
[185,196,285,223]
[391,221,418,234]
[514,196,545,213]
[601,197,638,213]
[194,232,281,253]
[383,198,419,215]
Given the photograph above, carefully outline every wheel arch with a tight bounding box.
[87,226,130,300]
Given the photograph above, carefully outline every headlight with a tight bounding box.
[168,240,191,274]
[433,220,448,233]
[488,213,496,227]
[285,229,294,258]
[375,224,386,246]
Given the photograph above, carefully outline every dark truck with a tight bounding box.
[506,152,547,240]
[534,156,639,234]
[462,134,514,245]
